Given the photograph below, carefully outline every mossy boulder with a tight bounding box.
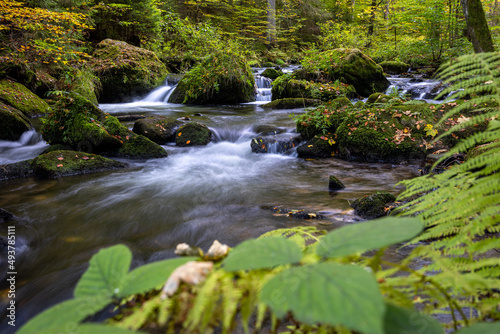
[169,50,255,104]
[379,60,411,75]
[261,68,283,80]
[31,150,127,178]
[261,98,321,109]
[302,48,390,97]
[0,79,51,117]
[71,68,100,105]
[297,135,336,159]
[0,102,32,140]
[41,93,167,159]
[351,192,396,219]
[133,116,183,144]
[175,123,212,147]
[90,39,168,103]
[271,74,356,101]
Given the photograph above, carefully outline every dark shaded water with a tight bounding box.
[0,84,423,331]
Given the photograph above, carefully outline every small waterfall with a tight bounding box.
[142,84,176,103]
[0,130,48,164]
[255,75,272,102]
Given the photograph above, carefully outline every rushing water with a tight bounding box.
[0,75,434,331]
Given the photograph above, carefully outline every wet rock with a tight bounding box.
[175,243,203,257]
[251,134,301,154]
[261,98,321,109]
[206,240,230,260]
[253,125,287,136]
[297,135,336,159]
[329,175,345,191]
[115,115,146,122]
[133,116,183,144]
[0,160,34,180]
[351,192,396,219]
[379,60,410,75]
[90,39,168,103]
[0,208,14,224]
[0,79,51,117]
[261,68,283,80]
[0,102,32,140]
[31,150,127,179]
[175,123,212,147]
[265,206,326,220]
[161,261,214,299]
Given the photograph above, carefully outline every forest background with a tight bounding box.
[1,0,499,79]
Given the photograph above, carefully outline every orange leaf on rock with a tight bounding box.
[57,164,63,167]
[57,157,64,161]
[186,140,191,144]
[178,132,182,136]
[82,156,89,160]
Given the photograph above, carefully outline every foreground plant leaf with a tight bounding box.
[74,244,132,298]
[317,217,424,258]
[260,262,385,334]
[222,236,302,271]
[119,257,196,297]
[383,302,443,334]
[17,296,110,334]
[455,322,500,334]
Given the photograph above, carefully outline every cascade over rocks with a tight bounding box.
[250,134,301,154]
[90,39,168,103]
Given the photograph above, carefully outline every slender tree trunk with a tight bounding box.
[366,0,377,47]
[267,0,277,46]
[460,0,495,52]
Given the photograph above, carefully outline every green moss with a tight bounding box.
[378,60,410,74]
[296,135,336,158]
[132,116,183,144]
[0,102,32,140]
[176,123,212,146]
[118,135,168,159]
[70,68,100,105]
[169,50,255,104]
[31,150,127,178]
[0,79,51,117]
[261,98,321,109]
[366,93,391,105]
[271,76,356,102]
[351,192,396,219]
[261,68,283,80]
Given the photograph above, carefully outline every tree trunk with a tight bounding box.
[267,0,277,46]
[460,0,495,52]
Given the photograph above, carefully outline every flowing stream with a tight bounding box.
[0,74,441,331]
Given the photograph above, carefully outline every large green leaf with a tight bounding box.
[316,217,424,258]
[455,322,500,334]
[260,262,385,334]
[17,296,110,334]
[222,236,302,271]
[74,324,146,333]
[118,257,196,297]
[384,302,443,334]
[74,244,132,298]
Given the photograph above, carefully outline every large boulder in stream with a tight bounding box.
[0,79,51,117]
[271,74,356,101]
[90,39,168,103]
[133,116,184,144]
[41,92,168,159]
[0,102,32,140]
[301,48,390,97]
[168,50,255,104]
[31,150,127,178]
[175,122,212,147]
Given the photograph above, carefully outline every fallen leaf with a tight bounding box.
[57,157,64,161]
[82,156,89,160]
[57,164,63,167]
[178,132,182,136]
[186,140,191,144]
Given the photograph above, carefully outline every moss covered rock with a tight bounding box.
[0,160,34,180]
[41,92,167,159]
[297,135,336,158]
[261,68,283,80]
[133,116,183,144]
[71,68,100,105]
[31,150,127,178]
[168,50,255,104]
[0,79,51,117]
[329,175,345,191]
[262,98,321,109]
[271,74,356,102]
[351,192,396,219]
[302,48,390,97]
[0,102,32,140]
[175,123,212,146]
[379,60,411,75]
[366,93,391,105]
[91,39,168,103]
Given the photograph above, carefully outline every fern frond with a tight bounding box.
[115,295,164,330]
[184,270,221,332]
